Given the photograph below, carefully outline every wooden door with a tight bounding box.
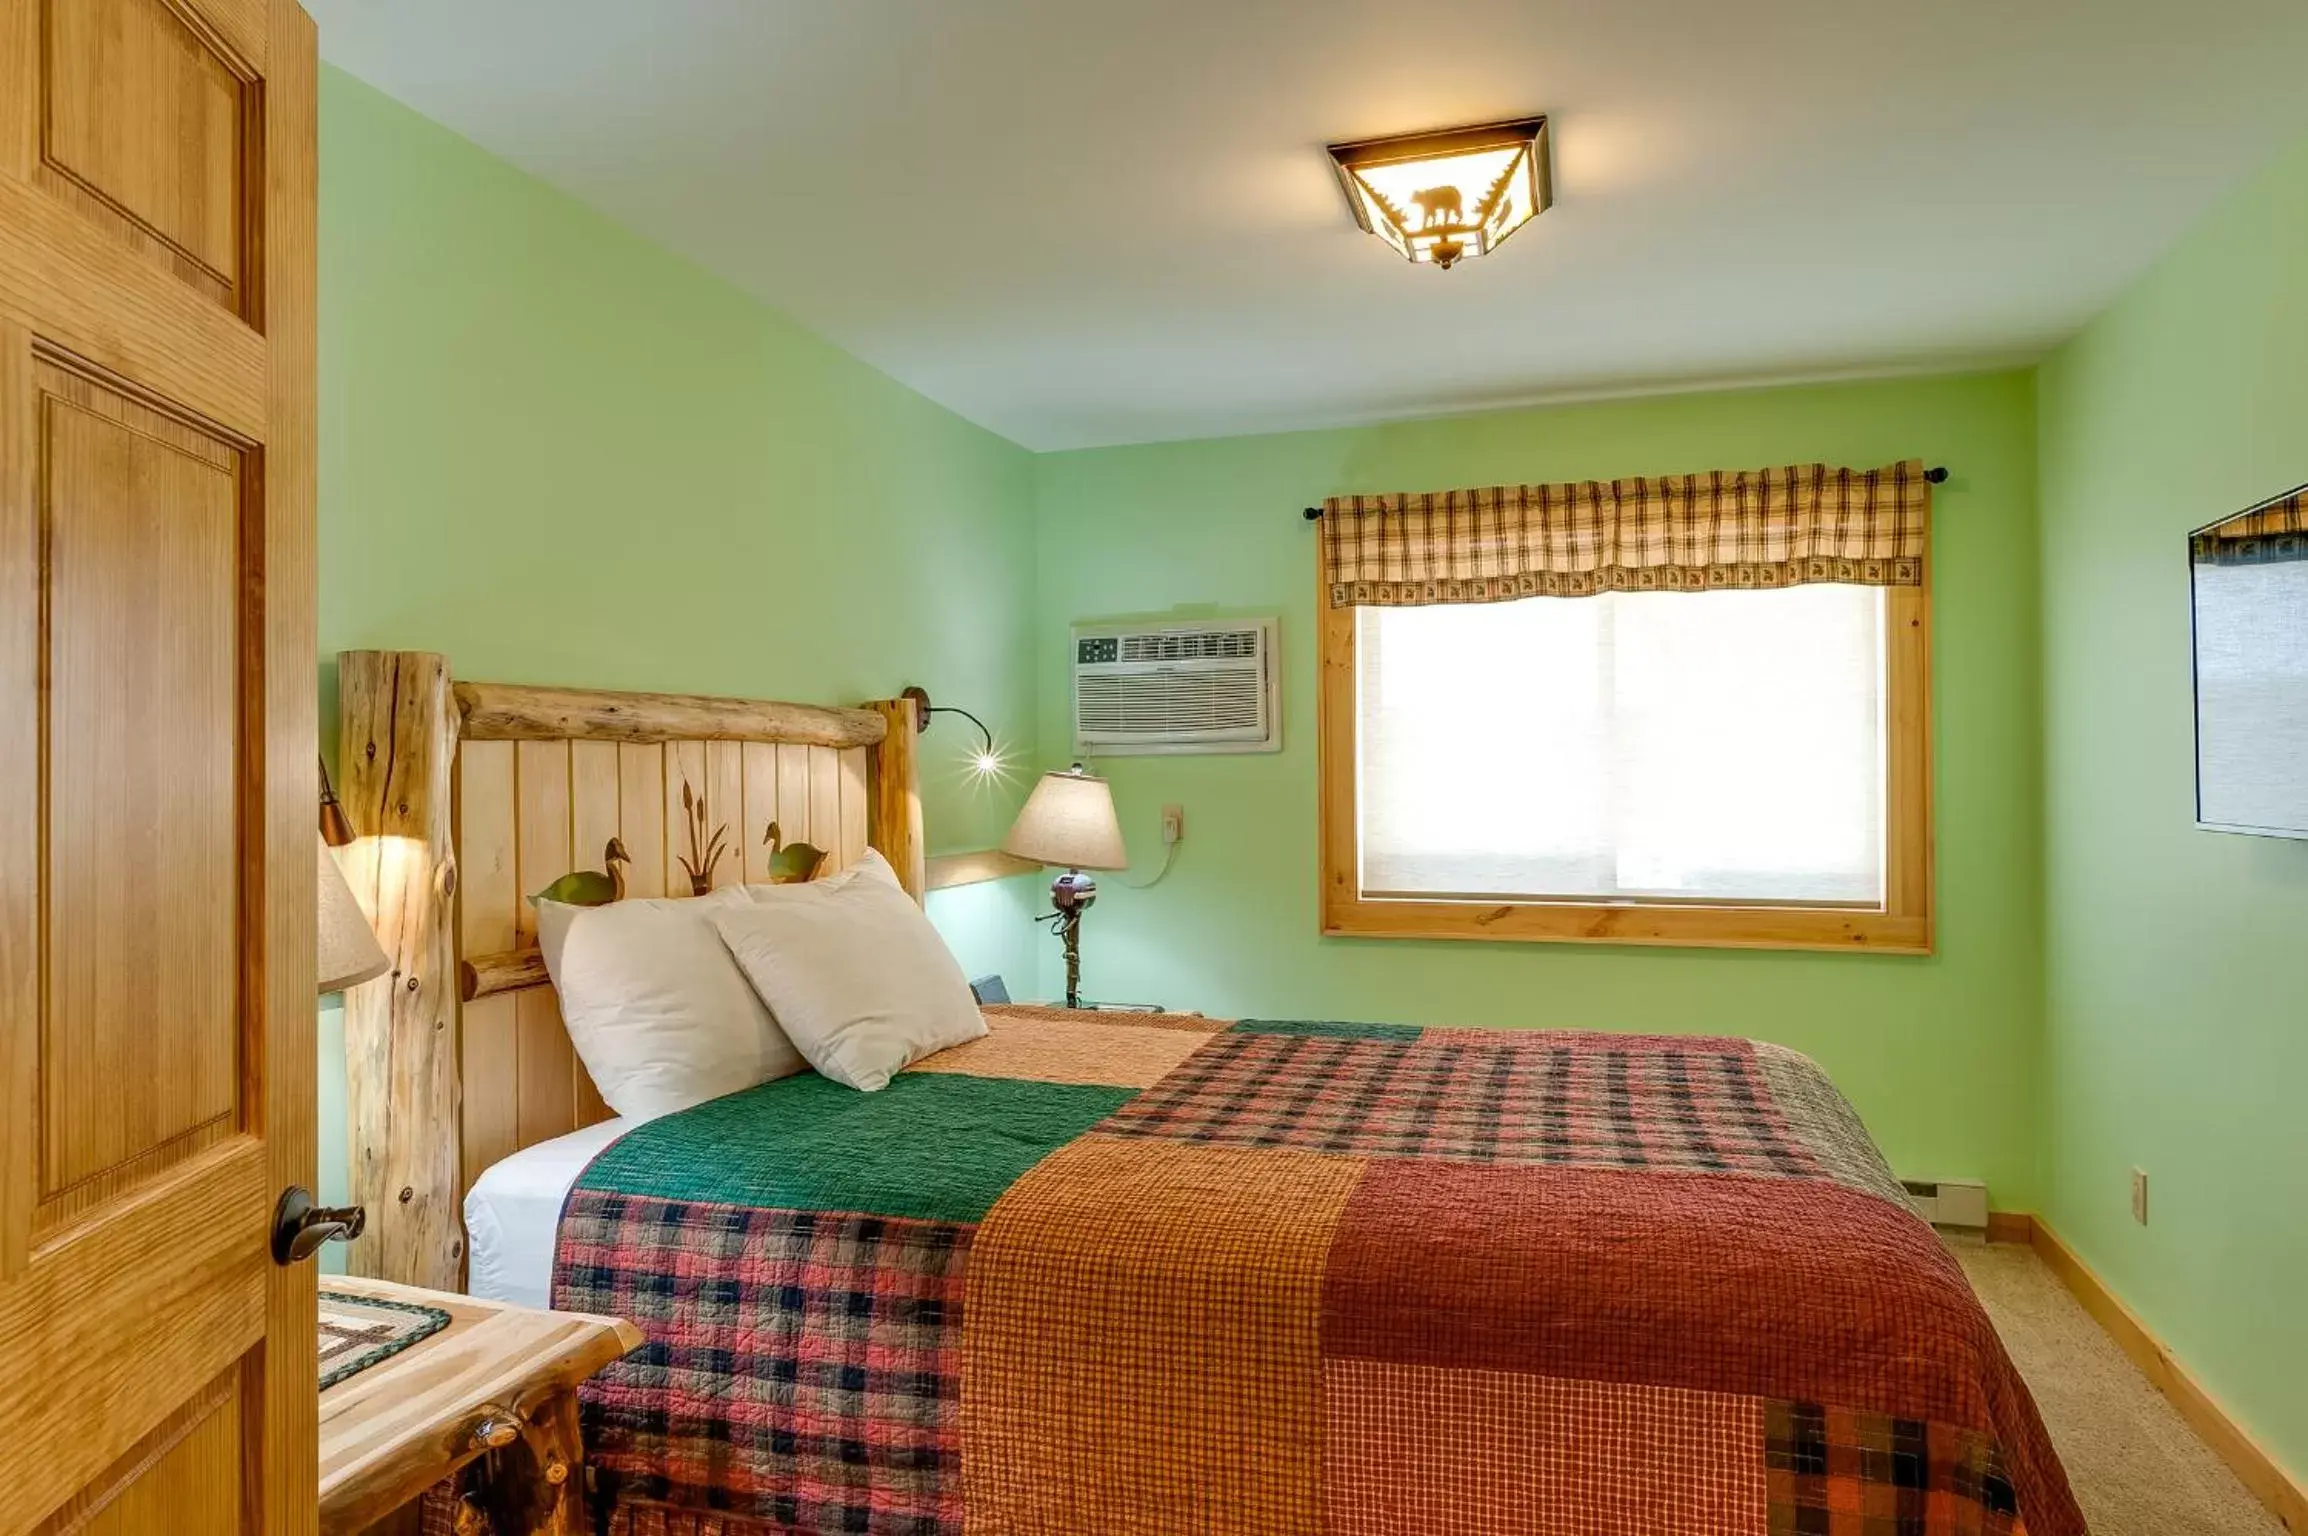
[0,0,318,1531]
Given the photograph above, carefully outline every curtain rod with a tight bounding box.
[1302,464,1951,520]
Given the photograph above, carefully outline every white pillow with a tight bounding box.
[707,850,987,1091]
[536,886,806,1121]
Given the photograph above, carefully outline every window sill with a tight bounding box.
[1320,894,1932,955]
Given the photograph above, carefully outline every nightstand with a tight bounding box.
[319,1275,641,1535]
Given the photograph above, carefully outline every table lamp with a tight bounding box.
[1002,765,1126,1009]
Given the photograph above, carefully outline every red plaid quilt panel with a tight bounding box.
[558,1196,968,1535]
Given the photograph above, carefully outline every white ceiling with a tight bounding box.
[309,0,2308,451]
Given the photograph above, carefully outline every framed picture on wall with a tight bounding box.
[2189,483,2308,838]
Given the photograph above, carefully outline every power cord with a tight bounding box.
[1111,838,1179,891]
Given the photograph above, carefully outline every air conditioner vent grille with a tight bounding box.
[1119,629,1259,662]
[1072,619,1281,756]
[1078,667,1263,736]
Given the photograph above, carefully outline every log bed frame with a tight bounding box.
[335,650,962,1290]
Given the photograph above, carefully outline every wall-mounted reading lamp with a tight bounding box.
[901,685,1005,777]
[316,757,388,994]
[320,755,355,847]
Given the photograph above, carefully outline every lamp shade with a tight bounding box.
[1002,768,1127,872]
[318,838,390,994]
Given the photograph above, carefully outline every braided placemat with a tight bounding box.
[318,1287,451,1390]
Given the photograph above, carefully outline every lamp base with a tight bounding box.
[1049,869,1097,1009]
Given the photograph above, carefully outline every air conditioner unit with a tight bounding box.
[1073,618,1280,755]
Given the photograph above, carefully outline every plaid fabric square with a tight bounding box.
[1094,1024,1823,1180]
[1752,1042,1913,1206]
[1321,460,1928,607]
[1322,1161,1989,1421]
[962,1138,1363,1535]
[1765,1401,2021,1536]
[902,1010,1218,1088]
[556,1192,969,1536]
[1323,1359,1767,1535]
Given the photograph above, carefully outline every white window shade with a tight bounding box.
[1356,586,1886,907]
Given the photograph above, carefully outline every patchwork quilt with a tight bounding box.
[552,1008,2085,1535]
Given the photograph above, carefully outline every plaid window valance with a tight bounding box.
[1319,460,1931,608]
[2191,490,2306,568]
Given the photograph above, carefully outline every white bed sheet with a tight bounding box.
[464,1117,632,1308]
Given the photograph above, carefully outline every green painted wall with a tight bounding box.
[2036,128,2308,1481]
[1030,372,2046,1203]
[314,70,1045,1221]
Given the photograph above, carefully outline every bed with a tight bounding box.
[338,658,2083,1535]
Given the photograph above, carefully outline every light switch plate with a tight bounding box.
[2130,1167,2149,1225]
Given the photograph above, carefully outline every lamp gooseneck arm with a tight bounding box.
[925,704,997,761]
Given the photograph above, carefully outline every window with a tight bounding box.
[1317,507,1933,954]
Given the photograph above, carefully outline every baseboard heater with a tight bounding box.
[1901,1178,1989,1230]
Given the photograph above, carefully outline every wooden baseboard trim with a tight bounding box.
[1984,1210,2034,1245]
[2024,1217,2306,1533]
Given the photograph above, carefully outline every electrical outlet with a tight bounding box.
[1161,804,1185,845]
[2130,1168,2149,1226]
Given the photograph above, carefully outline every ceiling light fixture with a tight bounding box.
[1327,115,1552,271]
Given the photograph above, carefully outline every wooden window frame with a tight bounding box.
[1316,581,1934,955]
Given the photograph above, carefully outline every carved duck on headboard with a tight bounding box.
[529,837,630,907]
[761,821,826,884]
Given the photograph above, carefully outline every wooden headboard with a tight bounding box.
[334,651,924,1290]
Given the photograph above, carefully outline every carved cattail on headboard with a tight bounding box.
[674,778,729,896]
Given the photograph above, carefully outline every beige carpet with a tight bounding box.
[1951,1237,2282,1535]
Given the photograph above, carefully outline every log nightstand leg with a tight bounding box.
[458,1389,587,1536]
[529,1392,585,1536]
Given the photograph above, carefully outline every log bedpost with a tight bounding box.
[336,650,464,1288]
[865,698,926,902]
